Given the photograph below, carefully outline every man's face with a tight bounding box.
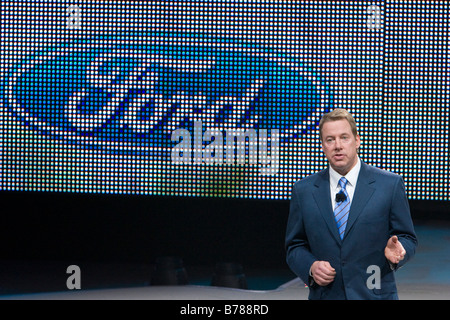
[321,119,360,176]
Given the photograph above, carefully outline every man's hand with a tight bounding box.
[384,235,406,265]
[310,261,336,286]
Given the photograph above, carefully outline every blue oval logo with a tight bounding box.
[4,35,332,156]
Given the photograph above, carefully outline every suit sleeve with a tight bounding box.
[285,183,317,285]
[389,176,418,269]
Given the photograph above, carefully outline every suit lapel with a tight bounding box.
[312,168,342,244]
[343,162,376,240]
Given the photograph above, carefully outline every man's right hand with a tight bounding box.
[310,261,336,286]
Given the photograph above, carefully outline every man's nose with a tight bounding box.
[334,138,343,149]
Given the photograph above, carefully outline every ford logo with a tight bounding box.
[3,35,332,157]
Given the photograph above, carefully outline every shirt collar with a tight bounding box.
[329,156,361,189]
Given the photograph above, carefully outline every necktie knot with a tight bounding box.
[338,177,348,190]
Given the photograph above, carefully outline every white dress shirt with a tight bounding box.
[329,156,361,210]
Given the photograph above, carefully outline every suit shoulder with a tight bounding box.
[292,168,327,190]
[364,163,404,182]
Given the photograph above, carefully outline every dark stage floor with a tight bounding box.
[1,220,450,300]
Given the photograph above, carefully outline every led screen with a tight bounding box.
[1,1,448,201]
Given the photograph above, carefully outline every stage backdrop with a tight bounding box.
[1,1,448,201]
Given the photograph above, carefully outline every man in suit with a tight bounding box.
[285,108,417,300]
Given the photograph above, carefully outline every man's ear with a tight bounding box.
[355,134,361,154]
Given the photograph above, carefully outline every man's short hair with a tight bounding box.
[319,108,359,141]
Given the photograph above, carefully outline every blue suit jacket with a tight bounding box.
[285,162,417,300]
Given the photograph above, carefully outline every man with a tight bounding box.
[285,108,417,300]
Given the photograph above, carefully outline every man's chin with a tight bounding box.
[330,162,350,175]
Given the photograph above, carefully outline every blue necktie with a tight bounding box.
[334,177,350,239]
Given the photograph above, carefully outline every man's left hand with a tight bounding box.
[384,235,406,265]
